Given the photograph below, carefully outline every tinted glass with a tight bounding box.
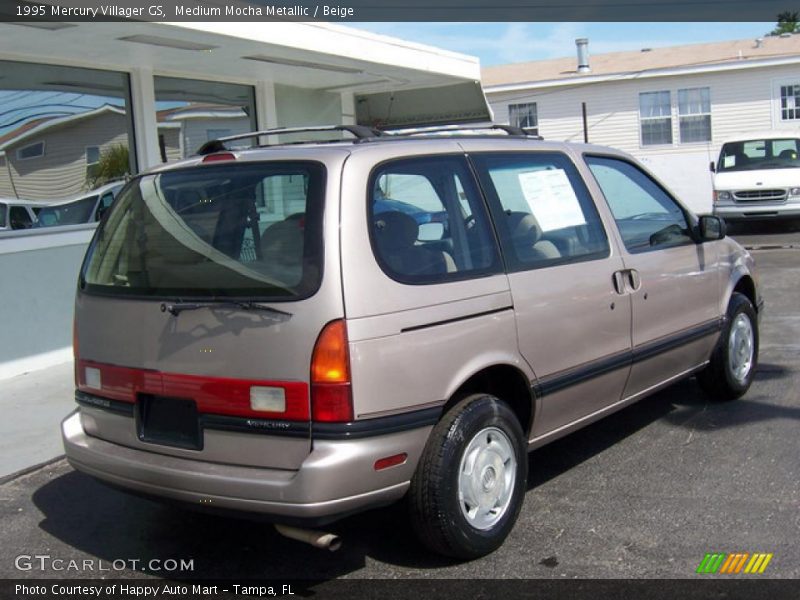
[9,206,33,229]
[369,156,500,284]
[0,60,134,201]
[154,76,256,162]
[0,203,6,228]
[82,162,325,299]
[472,152,609,270]
[36,196,97,227]
[586,156,693,252]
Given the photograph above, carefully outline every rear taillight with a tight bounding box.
[310,320,353,422]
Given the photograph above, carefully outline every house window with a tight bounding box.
[86,146,101,165]
[678,87,711,143]
[780,84,800,121]
[639,91,672,146]
[17,141,45,160]
[508,103,538,134]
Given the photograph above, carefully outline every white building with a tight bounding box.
[483,34,800,212]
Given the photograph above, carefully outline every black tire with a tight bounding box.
[408,394,527,559]
[697,292,759,401]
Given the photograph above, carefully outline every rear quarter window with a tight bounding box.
[369,155,501,285]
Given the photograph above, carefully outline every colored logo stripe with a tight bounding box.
[696,552,773,574]
[744,553,773,574]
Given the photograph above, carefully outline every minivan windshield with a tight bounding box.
[81,162,325,300]
[717,138,800,172]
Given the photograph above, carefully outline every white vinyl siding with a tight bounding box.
[485,63,800,214]
[487,63,800,155]
[0,111,130,200]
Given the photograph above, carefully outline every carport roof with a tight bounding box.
[0,21,481,94]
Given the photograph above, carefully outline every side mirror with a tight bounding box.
[698,215,726,241]
[709,161,716,173]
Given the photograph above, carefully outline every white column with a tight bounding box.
[128,68,161,171]
[255,80,278,145]
[341,92,356,125]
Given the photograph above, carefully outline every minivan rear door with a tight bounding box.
[74,155,347,470]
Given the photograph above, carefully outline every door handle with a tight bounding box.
[612,269,641,294]
[612,271,627,295]
[627,269,641,291]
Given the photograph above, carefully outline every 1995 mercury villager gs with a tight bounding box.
[62,125,762,559]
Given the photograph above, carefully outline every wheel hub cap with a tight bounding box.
[728,313,754,385]
[458,426,516,530]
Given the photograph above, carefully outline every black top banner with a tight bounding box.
[0,0,793,22]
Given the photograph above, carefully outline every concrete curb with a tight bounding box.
[0,455,65,486]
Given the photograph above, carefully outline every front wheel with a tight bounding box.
[697,292,759,401]
[408,394,527,559]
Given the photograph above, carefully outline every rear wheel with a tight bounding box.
[697,292,758,401]
[409,394,527,559]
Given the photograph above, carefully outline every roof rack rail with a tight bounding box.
[197,125,383,155]
[386,123,543,139]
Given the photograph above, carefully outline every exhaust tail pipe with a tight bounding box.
[274,524,342,552]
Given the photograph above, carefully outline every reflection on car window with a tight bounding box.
[586,156,693,252]
[370,156,501,284]
[82,162,325,300]
[472,152,609,270]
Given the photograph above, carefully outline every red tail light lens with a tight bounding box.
[202,152,236,163]
[310,320,353,422]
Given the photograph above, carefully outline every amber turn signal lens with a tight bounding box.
[311,320,349,383]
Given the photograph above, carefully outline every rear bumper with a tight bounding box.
[62,410,431,524]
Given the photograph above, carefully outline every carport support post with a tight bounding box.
[256,81,278,146]
[582,102,589,143]
[129,68,162,171]
[341,92,356,125]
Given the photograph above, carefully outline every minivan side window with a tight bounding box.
[471,152,609,270]
[369,156,501,284]
[585,155,693,253]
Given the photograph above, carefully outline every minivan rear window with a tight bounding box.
[81,162,325,300]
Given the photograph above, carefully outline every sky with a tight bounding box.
[354,22,777,66]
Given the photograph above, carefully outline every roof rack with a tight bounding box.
[385,123,543,139]
[197,125,383,155]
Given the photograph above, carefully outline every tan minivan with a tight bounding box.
[63,125,761,558]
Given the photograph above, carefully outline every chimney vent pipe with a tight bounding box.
[576,38,591,73]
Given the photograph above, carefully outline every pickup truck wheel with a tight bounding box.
[408,394,527,559]
[697,292,758,401]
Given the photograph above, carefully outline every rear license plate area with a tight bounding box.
[136,395,201,450]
